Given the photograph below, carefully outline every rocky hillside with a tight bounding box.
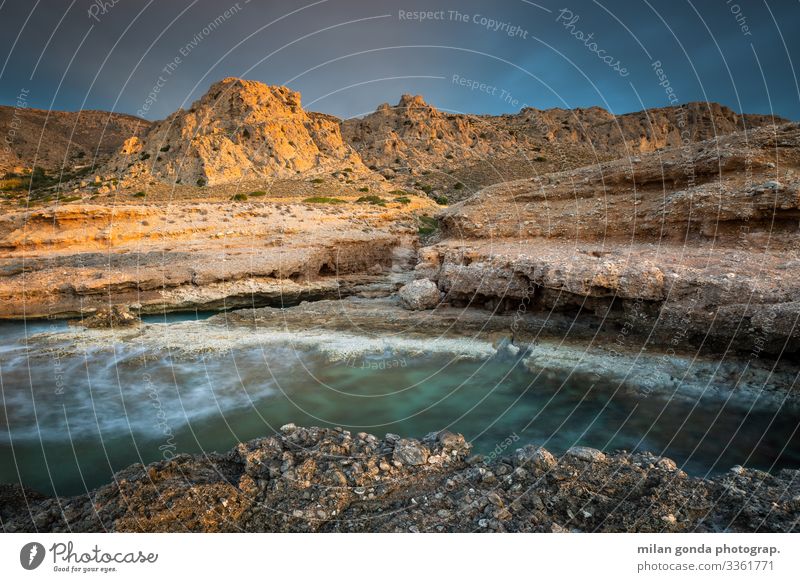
[342,96,782,201]
[2,425,795,532]
[1,78,782,199]
[106,78,367,187]
[0,106,148,173]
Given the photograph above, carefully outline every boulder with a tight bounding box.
[398,278,441,310]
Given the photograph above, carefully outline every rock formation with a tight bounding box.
[107,78,367,187]
[424,122,800,356]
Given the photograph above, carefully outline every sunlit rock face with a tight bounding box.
[107,77,367,186]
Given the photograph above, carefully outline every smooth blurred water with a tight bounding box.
[1,318,798,496]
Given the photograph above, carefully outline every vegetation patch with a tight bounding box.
[250,190,267,197]
[355,195,386,206]
[1,167,58,192]
[303,196,347,204]
[418,215,439,236]
[132,191,147,198]
[231,193,248,201]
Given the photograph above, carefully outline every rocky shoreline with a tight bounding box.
[2,425,797,532]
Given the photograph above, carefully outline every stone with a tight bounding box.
[79,305,140,329]
[656,457,678,471]
[565,446,606,462]
[392,438,429,466]
[398,278,441,310]
[514,445,557,470]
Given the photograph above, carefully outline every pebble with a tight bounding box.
[565,446,606,462]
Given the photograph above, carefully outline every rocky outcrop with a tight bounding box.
[424,123,800,357]
[0,195,437,319]
[2,426,796,532]
[106,78,367,187]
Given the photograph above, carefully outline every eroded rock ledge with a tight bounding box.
[2,426,797,532]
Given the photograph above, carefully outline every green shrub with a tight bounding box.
[1,167,56,191]
[250,190,267,197]
[434,195,449,205]
[159,145,170,152]
[534,156,547,162]
[453,182,464,190]
[310,178,325,184]
[132,191,146,198]
[303,196,347,204]
[231,193,248,201]
[196,178,206,187]
[418,216,439,235]
[139,152,150,161]
[394,196,411,204]
[357,186,369,192]
[355,195,386,206]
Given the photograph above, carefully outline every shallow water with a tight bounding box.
[0,317,798,496]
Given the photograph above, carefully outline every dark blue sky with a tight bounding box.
[0,0,797,121]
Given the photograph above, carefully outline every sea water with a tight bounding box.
[0,317,798,496]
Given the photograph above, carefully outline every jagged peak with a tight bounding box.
[194,77,302,112]
[397,94,430,109]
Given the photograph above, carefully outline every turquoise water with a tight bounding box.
[1,317,798,497]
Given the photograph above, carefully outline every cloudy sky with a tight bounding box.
[0,0,797,121]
